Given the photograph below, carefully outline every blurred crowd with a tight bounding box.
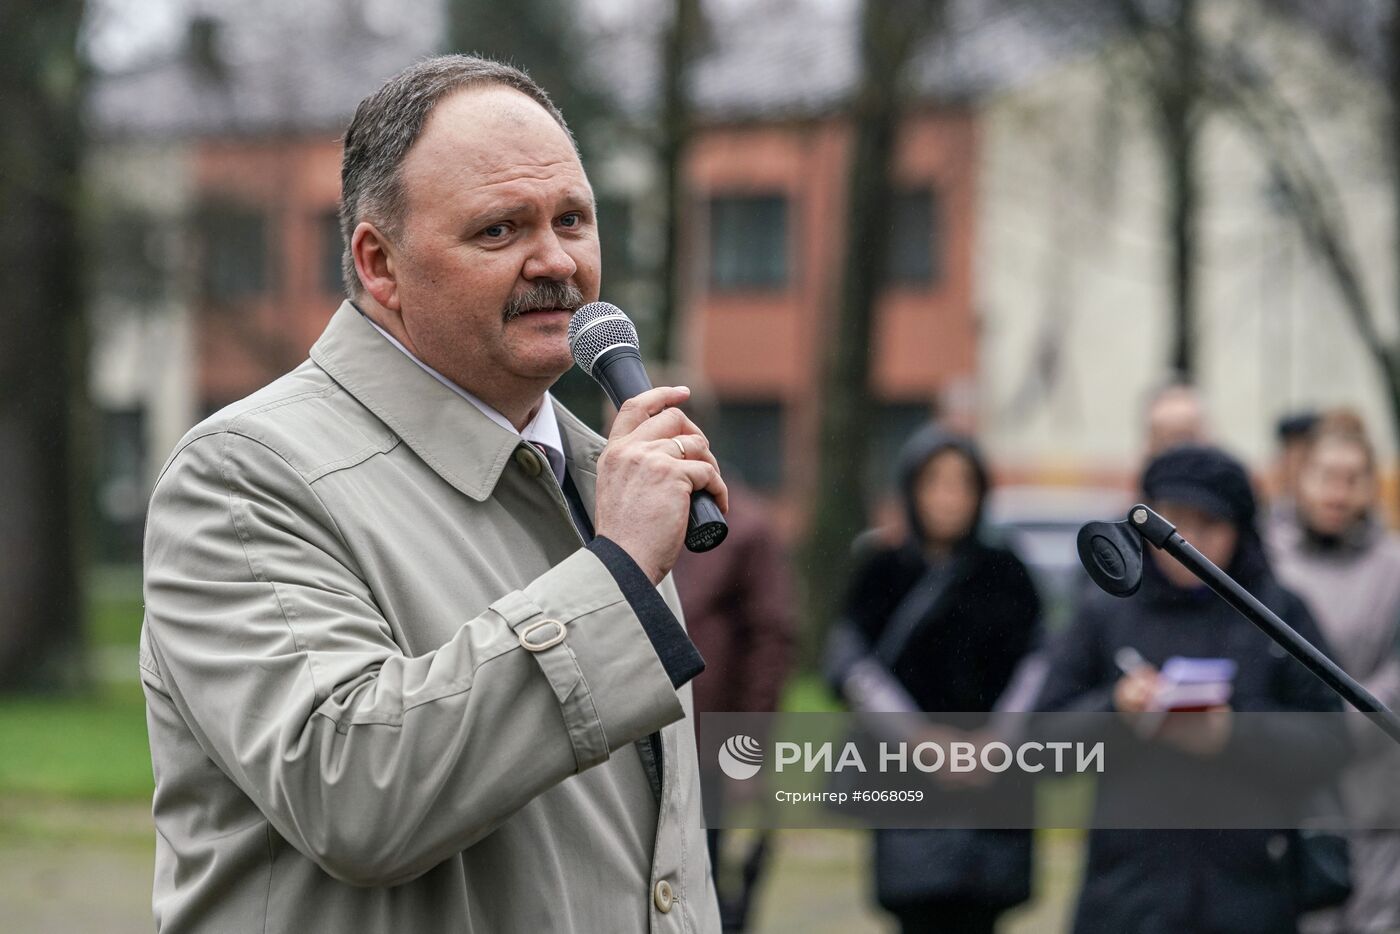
[684,385,1400,934]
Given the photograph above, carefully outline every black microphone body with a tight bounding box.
[591,344,654,410]
[570,305,728,553]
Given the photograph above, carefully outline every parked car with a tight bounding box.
[985,486,1132,632]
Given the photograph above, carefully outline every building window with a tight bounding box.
[96,211,166,305]
[596,195,635,284]
[321,210,346,295]
[709,194,789,289]
[199,202,268,302]
[886,187,939,286]
[714,400,785,491]
[95,407,147,562]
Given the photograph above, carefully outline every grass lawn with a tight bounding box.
[88,564,145,649]
[0,681,151,801]
[781,670,843,712]
[0,566,150,801]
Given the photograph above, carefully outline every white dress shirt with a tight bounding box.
[360,311,566,485]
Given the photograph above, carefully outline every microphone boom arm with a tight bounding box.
[1079,504,1400,746]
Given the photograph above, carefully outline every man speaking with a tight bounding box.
[139,55,727,933]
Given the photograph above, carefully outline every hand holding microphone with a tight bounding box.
[569,303,729,584]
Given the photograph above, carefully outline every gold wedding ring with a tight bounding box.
[672,437,687,458]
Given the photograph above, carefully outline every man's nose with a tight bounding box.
[522,230,578,281]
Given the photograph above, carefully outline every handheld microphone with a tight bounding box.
[567,302,728,552]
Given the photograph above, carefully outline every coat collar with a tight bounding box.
[310,301,606,503]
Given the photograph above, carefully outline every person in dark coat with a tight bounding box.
[1037,444,1347,934]
[674,480,797,932]
[826,425,1043,934]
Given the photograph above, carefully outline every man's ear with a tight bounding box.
[352,221,401,312]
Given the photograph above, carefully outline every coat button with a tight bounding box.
[514,446,542,477]
[653,879,673,913]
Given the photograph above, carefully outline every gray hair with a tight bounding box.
[338,54,574,295]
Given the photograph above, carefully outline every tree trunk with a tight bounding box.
[446,0,604,161]
[1208,1,1400,449]
[653,0,703,363]
[801,0,939,660]
[1154,0,1201,379]
[1117,0,1203,378]
[1380,2,1400,448]
[1215,15,1400,454]
[1163,92,1199,378]
[0,0,88,690]
[1389,3,1400,361]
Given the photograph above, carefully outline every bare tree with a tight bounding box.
[445,0,612,427]
[446,0,607,158]
[1389,4,1400,328]
[1206,1,1400,446]
[801,0,942,655]
[1118,0,1208,379]
[0,0,89,689]
[1029,0,1400,436]
[653,0,706,363]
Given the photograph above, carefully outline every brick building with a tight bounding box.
[87,1,440,556]
[678,111,979,526]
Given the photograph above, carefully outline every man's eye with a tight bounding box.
[482,224,508,238]
[558,213,582,228]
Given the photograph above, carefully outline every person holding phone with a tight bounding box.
[1037,444,1345,934]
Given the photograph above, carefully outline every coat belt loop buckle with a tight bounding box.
[518,618,567,652]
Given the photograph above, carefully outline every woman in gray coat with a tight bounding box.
[1269,411,1400,934]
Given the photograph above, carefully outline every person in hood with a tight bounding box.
[825,424,1042,934]
[1038,444,1347,934]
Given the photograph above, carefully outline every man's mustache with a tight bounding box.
[503,281,585,320]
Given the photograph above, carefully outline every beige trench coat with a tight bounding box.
[140,302,721,933]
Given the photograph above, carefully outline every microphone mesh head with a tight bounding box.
[568,302,639,375]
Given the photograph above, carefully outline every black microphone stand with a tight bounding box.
[1078,504,1400,747]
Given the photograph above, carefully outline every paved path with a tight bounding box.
[0,798,153,934]
[0,798,1082,932]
